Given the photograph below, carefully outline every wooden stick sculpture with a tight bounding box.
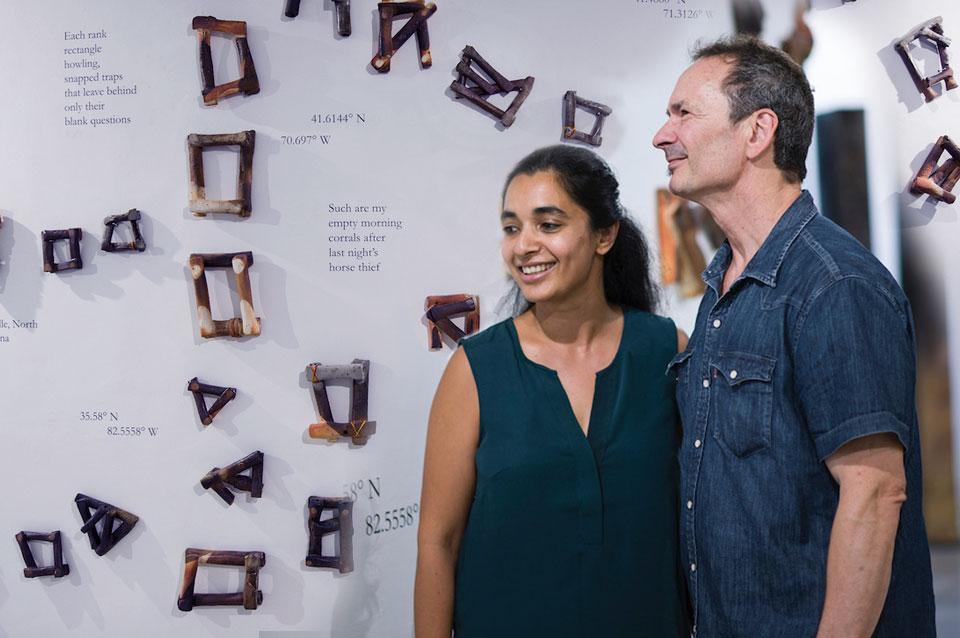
[911,135,960,203]
[178,548,265,611]
[562,91,612,147]
[15,531,69,578]
[75,493,139,556]
[189,252,261,339]
[41,229,82,273]
[896,16,957,102]
[187,130,255,217]
[306,360,375,445]
[371,1,436,73]
[101,209,146,253]
[306,497,353,573]
[285,0,351,36]
[425,294,480,349]
[187,377,237,425]
[201,451,264,506]
[191,17,260,105]
[450,46,535,128]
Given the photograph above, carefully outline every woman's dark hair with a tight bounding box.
[499,145,659,316]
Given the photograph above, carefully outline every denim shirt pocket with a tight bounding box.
[666,349,693,382]
[709,352,776,457]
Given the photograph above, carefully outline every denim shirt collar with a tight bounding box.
[702,190,818,293]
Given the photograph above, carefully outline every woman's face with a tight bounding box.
[500,171,614,306]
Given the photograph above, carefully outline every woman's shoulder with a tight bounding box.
[460,316,515,353]
[620,307,679,352]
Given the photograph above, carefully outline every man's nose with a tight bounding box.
[653,119,676,149]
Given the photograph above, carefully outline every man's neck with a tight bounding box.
[698,180,802,293]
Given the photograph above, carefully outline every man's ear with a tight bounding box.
[745,108,779,161]
[597,221,619,256]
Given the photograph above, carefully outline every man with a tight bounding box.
[653,37,936,636]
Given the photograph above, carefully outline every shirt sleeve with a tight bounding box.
[793,276,914,461]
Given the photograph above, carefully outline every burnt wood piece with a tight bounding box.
[41,228,83,273]
[285,0,351,37]
[200,450,264,506]
[189,251,261,339]
[15,530,69,578]
[178,548,265,611]
[187,130,256,218]
[562,91,612,147]
[306,359,375,445]
[101,208,146,253]
[187,377,237,426]
[425,294,480,350]
[449,45,535,128]
[74,493,139,556]
[911,135,960,204]
[191,16,260,105]
[780,1,813,66]
[306,496,353,573]
[371,1,436,73]
[896,16,957,102]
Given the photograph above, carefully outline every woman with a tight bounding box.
[414,145,689,637]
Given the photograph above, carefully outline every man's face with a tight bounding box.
[652,57,748,201]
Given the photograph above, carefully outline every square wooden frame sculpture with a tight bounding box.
[101,209,146,253]
[371,1,437,73]
[285,0,351,36]
[191,17,260,105]
[201,450,264,506]
[178,548,265,611]
[306,497,353,573]
[187,131,255,217]
[189,252,261,339]
[41,228,83,273]
[75,493,139,556]
[911,135,960,203]
[562,91,612,147]
[450,45,535,128]
[15,531,69,578]
[187,377,237,426]
[896,16,957,102]
[425,294,480,349]
[306,359,375,445]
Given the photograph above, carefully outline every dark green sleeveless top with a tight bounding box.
[455,308,688,637]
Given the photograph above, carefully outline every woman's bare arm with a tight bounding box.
[414,347,480,638]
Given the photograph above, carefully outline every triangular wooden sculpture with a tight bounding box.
[370,1,436,72]
[187,377,237,426]
[75,493,139,556]
[200,451,264,506]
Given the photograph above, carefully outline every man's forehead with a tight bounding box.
[668,57,731,107]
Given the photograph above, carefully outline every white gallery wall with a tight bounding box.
[0,1,956,636]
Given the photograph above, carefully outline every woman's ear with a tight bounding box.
[596,221,619,256]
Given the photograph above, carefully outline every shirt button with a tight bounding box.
[694,439,702,448]
[687,500,693,509]
[730,370,738,380]
[713,319,721,328]
[690,563,697,572]
[702,378,710,388]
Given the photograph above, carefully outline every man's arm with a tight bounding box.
[817,433,906,638]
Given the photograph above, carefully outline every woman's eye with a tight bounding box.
[540,222,561,232]
[502,225,518,235]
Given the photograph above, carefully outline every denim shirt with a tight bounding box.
[669,191,935,636]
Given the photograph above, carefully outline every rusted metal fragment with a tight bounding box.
[101,208,146,253]
[191,16,260,105]
[187,130,255,218]
[371,1,436,73]
[189,251,261,339]
[285,0,351,37]
[896,16,957,102]
[562,91,612,147]
[306,359,375,445]
[178,548,265,611]
[41,228,83,273]
[911,135,960,204]
[200,450,264,506]
[450,45,535,128]
[306,497,353,573]
[15,530,69,578]
[424,294,480,349]
[187,377,237,426]
[75,493,139,556]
